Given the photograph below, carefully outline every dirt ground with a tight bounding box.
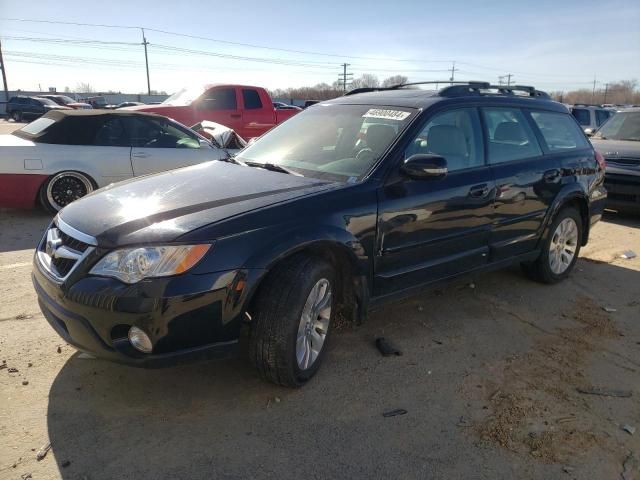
[0,206,639,480]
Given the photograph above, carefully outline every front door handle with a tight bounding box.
[230,114,241,119]
[132,152,148,158]
[469,183,490,198]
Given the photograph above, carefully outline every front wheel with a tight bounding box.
[249,255,336,387]
[39,171,95,212]
[10,110,22,122]
[522,207,582,284]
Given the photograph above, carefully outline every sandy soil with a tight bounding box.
[0,208,639,480]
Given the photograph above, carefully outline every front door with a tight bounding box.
[375,107,495,296]
[194,87,244,134]
[126,116,218,176]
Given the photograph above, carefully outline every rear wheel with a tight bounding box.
[249,255,336,387]
[522,207,582,284]
[10,110,22,122]
[39,171,95,212]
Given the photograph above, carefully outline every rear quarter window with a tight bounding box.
[530,111,590,151]
[242,89,263,110]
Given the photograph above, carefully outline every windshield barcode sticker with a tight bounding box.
[362,109,411,121]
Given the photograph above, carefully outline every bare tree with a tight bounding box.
[75,82,95,93]
[551,80,640,105]
[382,75,408,87]
[350,74,380,90]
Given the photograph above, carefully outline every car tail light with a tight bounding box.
[595,151,606,170]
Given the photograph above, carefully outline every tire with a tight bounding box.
[10,110,22,122]
[249,255,336,387]
[39,171,95,212]
[522,207,582,284]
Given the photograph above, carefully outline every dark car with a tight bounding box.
[6,96,71,121]
[32,81,606,387]
[37,95,92,110]
[273,101,302,111]
[590,108,640,213]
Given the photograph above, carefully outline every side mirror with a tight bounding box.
[584,128,595,136]
[400,154,448,180]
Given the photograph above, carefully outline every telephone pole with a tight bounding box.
[0,40,8,103]
[603,83,610,103]
[449,61,457,85]
[499,74,514,86]
[339,63,352,93]
[141,28,151,95]
[591,75,597,104]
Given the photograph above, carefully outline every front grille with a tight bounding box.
[605,156,640,167]
[37,220,96,281]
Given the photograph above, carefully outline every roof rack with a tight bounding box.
[345,81,550,99]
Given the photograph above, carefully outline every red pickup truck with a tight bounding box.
[125,84,298,139]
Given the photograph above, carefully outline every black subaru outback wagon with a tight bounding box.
[33,82,607,387]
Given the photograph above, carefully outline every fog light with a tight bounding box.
[128,326,153,353]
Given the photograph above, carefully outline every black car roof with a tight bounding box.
[323,83,568,113]
[41,109,166,120]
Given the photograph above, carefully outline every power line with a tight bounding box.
[339,63,353,93]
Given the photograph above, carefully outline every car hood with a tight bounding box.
[0,134,35,147]
[58,161,336,247]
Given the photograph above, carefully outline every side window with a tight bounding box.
[571,108,591,126]
[595,109,611,126]
[242,89,262,110]
[126,118,200,148]
[93,118,129,147]
[201,88,237,110]
[529,111,590,151]
[404,108,484,172]
[482,108,542,164]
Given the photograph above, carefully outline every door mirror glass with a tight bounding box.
[400,154,448,179]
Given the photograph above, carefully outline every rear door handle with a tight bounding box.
[469,183,490,198]
[543,169,560,182]
[132,152,148,158]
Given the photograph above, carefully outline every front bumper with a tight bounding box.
[604,172,640,212]
[33,259,264,367]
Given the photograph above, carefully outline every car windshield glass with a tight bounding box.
[56,96,75,105]
[37,98,58,106]
[236,104,416,182]
[162,86,204,106]
[17,117,56,135]
[594,112,640,141]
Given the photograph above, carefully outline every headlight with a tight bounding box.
[90,244,211,284]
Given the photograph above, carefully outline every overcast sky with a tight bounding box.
[1,0,639,95]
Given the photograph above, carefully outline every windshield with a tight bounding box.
[236,104,416,182]
[162,86,205,106]
[594,111,640,141]
[55,95,75,105]
[37,97,58,106]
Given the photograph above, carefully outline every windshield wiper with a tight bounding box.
[244,161,303,176]
[218,155,246,166]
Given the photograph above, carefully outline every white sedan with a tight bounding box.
[0,110,241,211]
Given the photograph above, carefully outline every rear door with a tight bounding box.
[375,107,495,296]
[127,116,220,176]
[240,88,276,138]
[193,87,243,134]
[482,107,565,260]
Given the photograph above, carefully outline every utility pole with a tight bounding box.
[141,28,151,96]
[603,83,609,103]
[499,74,514,86]
[591,75,597,104]
[0,40,8,103]
[449,61,457,85]
[339,63,352,93]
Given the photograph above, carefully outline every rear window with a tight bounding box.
[595,109,612,126]
[530,111,590,151]
[571,108,591,126]
[242,89,262,110]
[18,117,56,135]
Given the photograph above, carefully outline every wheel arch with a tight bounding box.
[542,188,590,247]
[37,169,99,210]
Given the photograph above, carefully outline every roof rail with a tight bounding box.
[345,81,550,99]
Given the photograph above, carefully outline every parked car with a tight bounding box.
[114,101,144,109]
[590,108,640,213]
[37,95,92,110]
[303,100,320,108]
[32,82,606,387]
[84,96,110,108]
[570,105,615,133]
[0,110,239,211]
[273,101,302,111]
[6,96,72,122]
[124,84,299,139]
